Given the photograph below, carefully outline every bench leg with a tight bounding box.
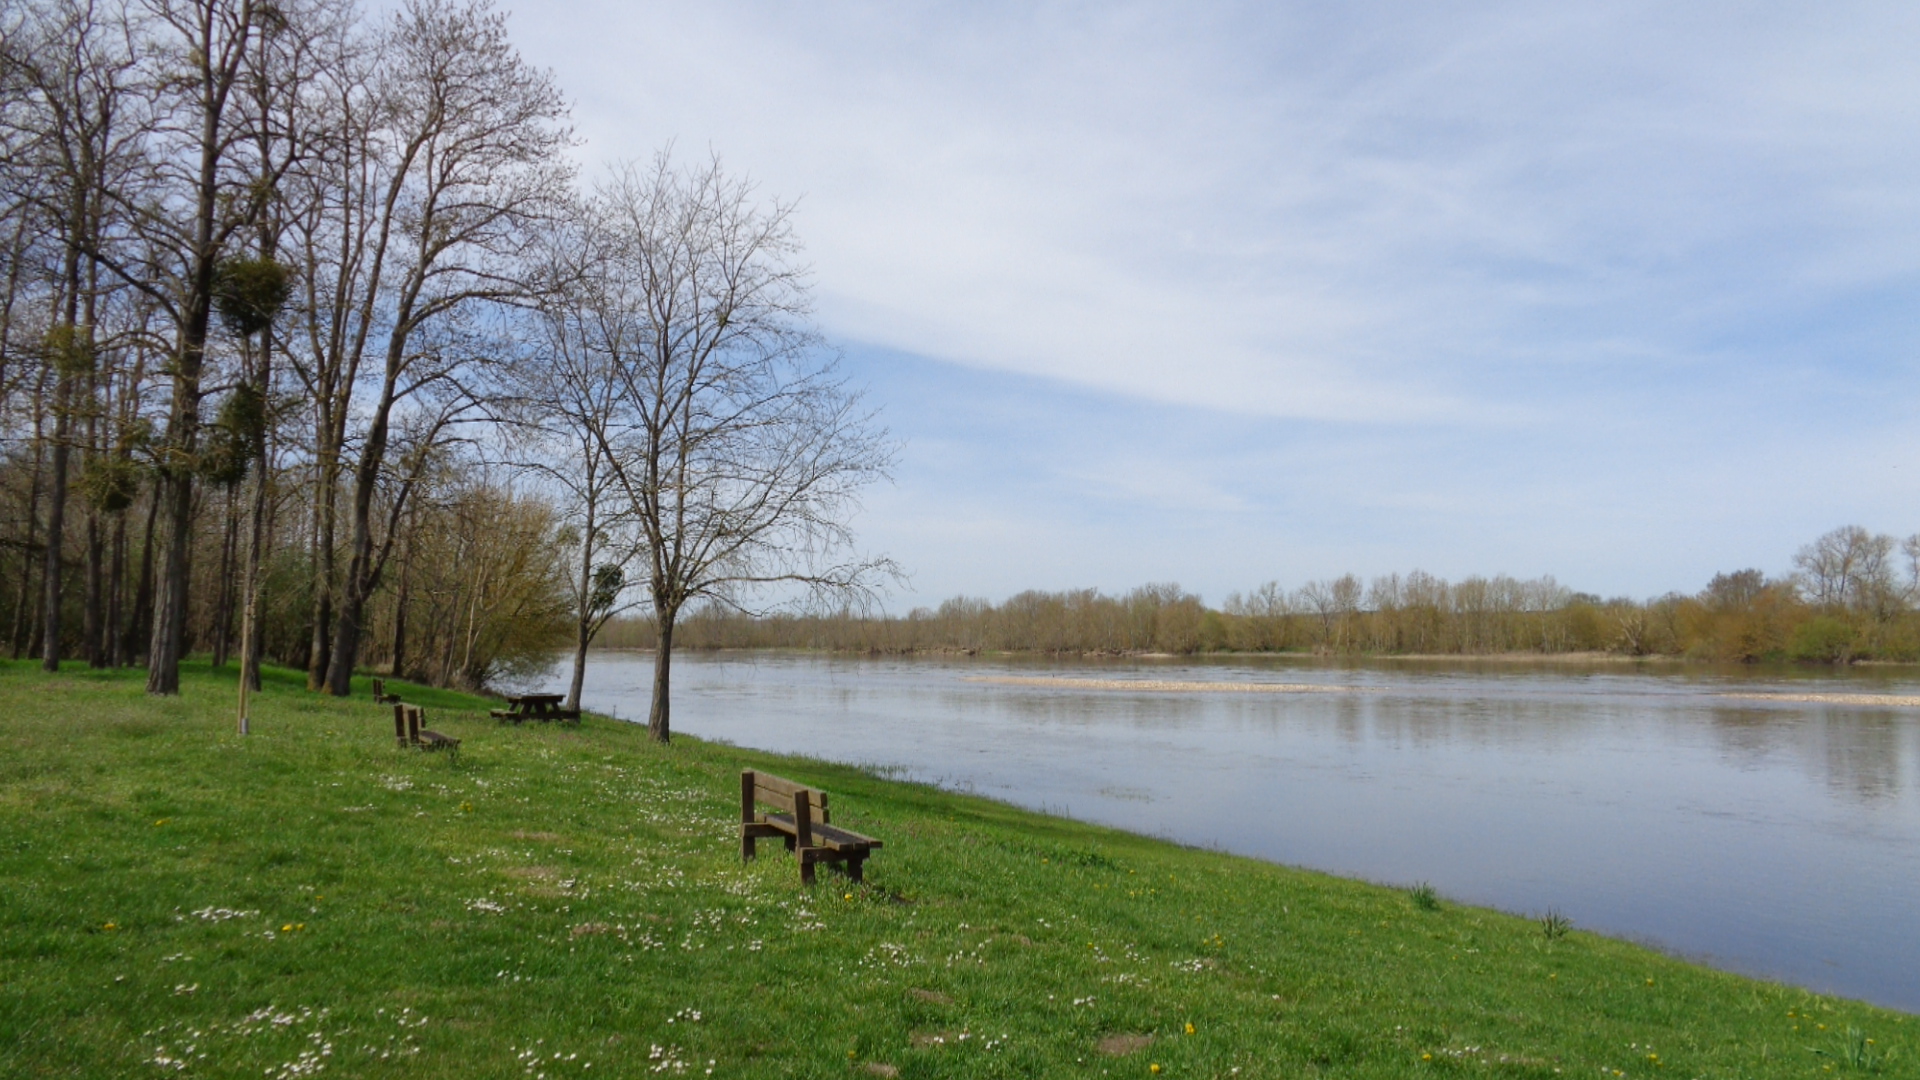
[742,833,756,862]
[847,855,865,883]
[799,851,817,886]
[782,835,796,853]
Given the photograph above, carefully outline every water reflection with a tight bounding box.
[560,652,1920,1011]
[1814,714,1909,803]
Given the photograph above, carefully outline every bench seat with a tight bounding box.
[759,814,884,852]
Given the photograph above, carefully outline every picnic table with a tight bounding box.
[490,693,580,725]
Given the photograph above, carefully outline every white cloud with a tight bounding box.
[507,1,1920,428]
[487,1,1920,598]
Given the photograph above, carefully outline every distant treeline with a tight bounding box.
[596,525,1920,664]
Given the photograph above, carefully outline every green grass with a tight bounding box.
[0,659,1912,1078]
[1539,910,1573,942]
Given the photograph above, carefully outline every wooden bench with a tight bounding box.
[739,770,883,885]
[489,693,580,725]
[393,703,460,759]
[371,678,401,705]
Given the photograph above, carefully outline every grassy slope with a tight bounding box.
[0,660,1910,1079]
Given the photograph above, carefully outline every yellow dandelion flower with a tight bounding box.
[1149,1065,1161,1075]
[1422,1053,1432,1061]
[282,924,293,932]
[1184,1023,1195,1035]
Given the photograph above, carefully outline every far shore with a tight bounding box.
[585,644,1920,671]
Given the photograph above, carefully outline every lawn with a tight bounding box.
[0,658,1910,1078]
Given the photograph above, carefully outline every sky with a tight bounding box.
[500,1,1920,608]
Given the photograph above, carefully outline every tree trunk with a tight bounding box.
[323,370,394,696]
[82,273,104,668]
[241,469,267,693]
[40,400,69,671]
[390,517,412,679]
[236,463,267,729]
[106,511,126,667]
[306,463,334,689]
[149,0,248,695]
[239,338,272,697]
[565,503,594,712]
[389,581,409,680]
[211,487,238,667]
[126,489,159,666]
[567,619,591,714]
[145,469,194,694]
[11,414,44,659]
[648,612,675,742]
[326,597,362,695]
[42,136,89,673]
[26,569,44,659]
[84,510,103,668]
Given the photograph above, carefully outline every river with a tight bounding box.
[527,651,1920,1012]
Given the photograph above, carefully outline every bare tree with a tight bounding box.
[1296,578,1338,646]
[571,154,896,741]
[0,0,142,671]
[313,0,571,696]
[515,209,640,712]
[1794,525,1897,615]
[125,0,279,694]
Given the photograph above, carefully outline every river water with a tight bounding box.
[537,652,1920,1012]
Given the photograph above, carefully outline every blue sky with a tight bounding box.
[505,1,1920,607]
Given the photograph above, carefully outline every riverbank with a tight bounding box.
[0,660,1911,1077]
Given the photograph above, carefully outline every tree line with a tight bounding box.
[0,0,891,739]
[598,525,1920,664]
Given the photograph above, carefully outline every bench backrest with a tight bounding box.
[393,703,422,746]
[741,770,831,846]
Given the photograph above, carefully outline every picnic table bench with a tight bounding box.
[393,703,460,759]
[739,769,883,885]
[490,693,580,724]
[371,678,401,705]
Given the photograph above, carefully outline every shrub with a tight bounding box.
[1789,616,1857,664]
